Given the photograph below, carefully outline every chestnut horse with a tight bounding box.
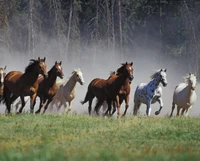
[0,66,7,99]
[0,57,48,114]
[35,61,64,114]
[81,62,133,117]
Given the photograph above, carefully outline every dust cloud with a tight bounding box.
[0,40,199,117]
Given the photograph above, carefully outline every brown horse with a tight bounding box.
[35,61,64,114]
[101,62,133,117]
[81,77,107,115]
[81,62,133,117]
[0,57,48,114]
[0,66,7,99]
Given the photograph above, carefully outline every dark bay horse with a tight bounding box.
[0,57,48,114]
[81,62,133,117]
[0,66,7,99]
[35,61,64,114]
[102,62,133,117]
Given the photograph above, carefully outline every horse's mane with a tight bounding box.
[150,70,160,80]
[25,59,39,73]
[184,73,194,84]
[48,64,56,75]
[116,65,125,74]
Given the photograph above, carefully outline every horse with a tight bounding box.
[102,62,133,118]
[81,77,108,115]
[0,66,7,99]
[133,69,167,117]
[49,68,84,113]
[170,73,197,117]
[97,70,133,116]
[81,68,133,116]
[0,57,48,114]
[34,61,64,114]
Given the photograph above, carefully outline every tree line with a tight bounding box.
[0,0,200,76]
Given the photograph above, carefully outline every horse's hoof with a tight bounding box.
[155,111,160,115]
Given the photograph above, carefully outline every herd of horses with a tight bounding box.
[0,57,197,117]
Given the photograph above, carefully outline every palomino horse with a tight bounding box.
[102,62,133,118]
[0,57,48,114]
[49,68,84,113]
[133,69,167,117]
[0,66,7,99]
[35,61,64,114]
[170,73,197,117]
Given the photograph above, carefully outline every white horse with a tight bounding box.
[170,73,197,117]
[133,69,168,117]
[49,68,84,113]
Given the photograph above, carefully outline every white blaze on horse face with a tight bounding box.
[160,70,167,86]
[0,70,4,83]
[77,71,84,85]
[58,65,62,70]
[190,74,197,90]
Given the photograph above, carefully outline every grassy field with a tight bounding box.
[0,114,200,161]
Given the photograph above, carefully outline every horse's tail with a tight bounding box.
[80,90,90,105]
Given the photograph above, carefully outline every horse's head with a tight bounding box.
[0,66,6,85]
[185,73,197,90]
[38,57,48,78]
[54,61,64,79]
[73,68,84,85]
[159,69,168,87]
[117,62,134,81]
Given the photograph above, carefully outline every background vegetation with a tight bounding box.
[0,0,200,77]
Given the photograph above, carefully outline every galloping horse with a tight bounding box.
[133,69,167,117]
[170,73,197,117]
[81,77,107,115]
[35,61,64,114]
[0,66,7,99]
[102,62,133,118]
[81,63,133,117]
[0,57,48,114]
[49,68,84,113]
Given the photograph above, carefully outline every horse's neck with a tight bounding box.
[63,74,77,93]
[23,71,39,85]
[147,77,160,90]
[45,71,57,87]
[109,75,127,92]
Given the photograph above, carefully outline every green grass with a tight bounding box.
[0,114,200,161]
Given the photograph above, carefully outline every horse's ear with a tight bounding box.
[160,69,163,72]
[189,72,191,76]
[55,61,57,65]
[126,62,128,65]
[43,57,46,62]
[60,61,62,65]
[194,72,197,77]
[38,57,41,61]
[130,62,133,66]
[4,65,6,70]
[164,69,167,72]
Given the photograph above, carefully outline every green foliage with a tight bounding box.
[0,114,200,161]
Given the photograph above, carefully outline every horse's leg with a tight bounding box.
[30,93,37,114]
[170,102,175,117]
[133,101,141,116]
[18,96,25,114]
[88,97,94,115]
[10,95,19,113]
[35,97,45,114]
[176,106,181,116]
[155,97,163,115]
[4,87,12,115]
[94,99,104,116]
[65,101,72,114]
[146,101,151,117]
[42,98,52,114]
[181,108,185,116]
[115,95,121,118]
[122,95,129,117]
[104,98,112,116]
[111,101,117,115]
